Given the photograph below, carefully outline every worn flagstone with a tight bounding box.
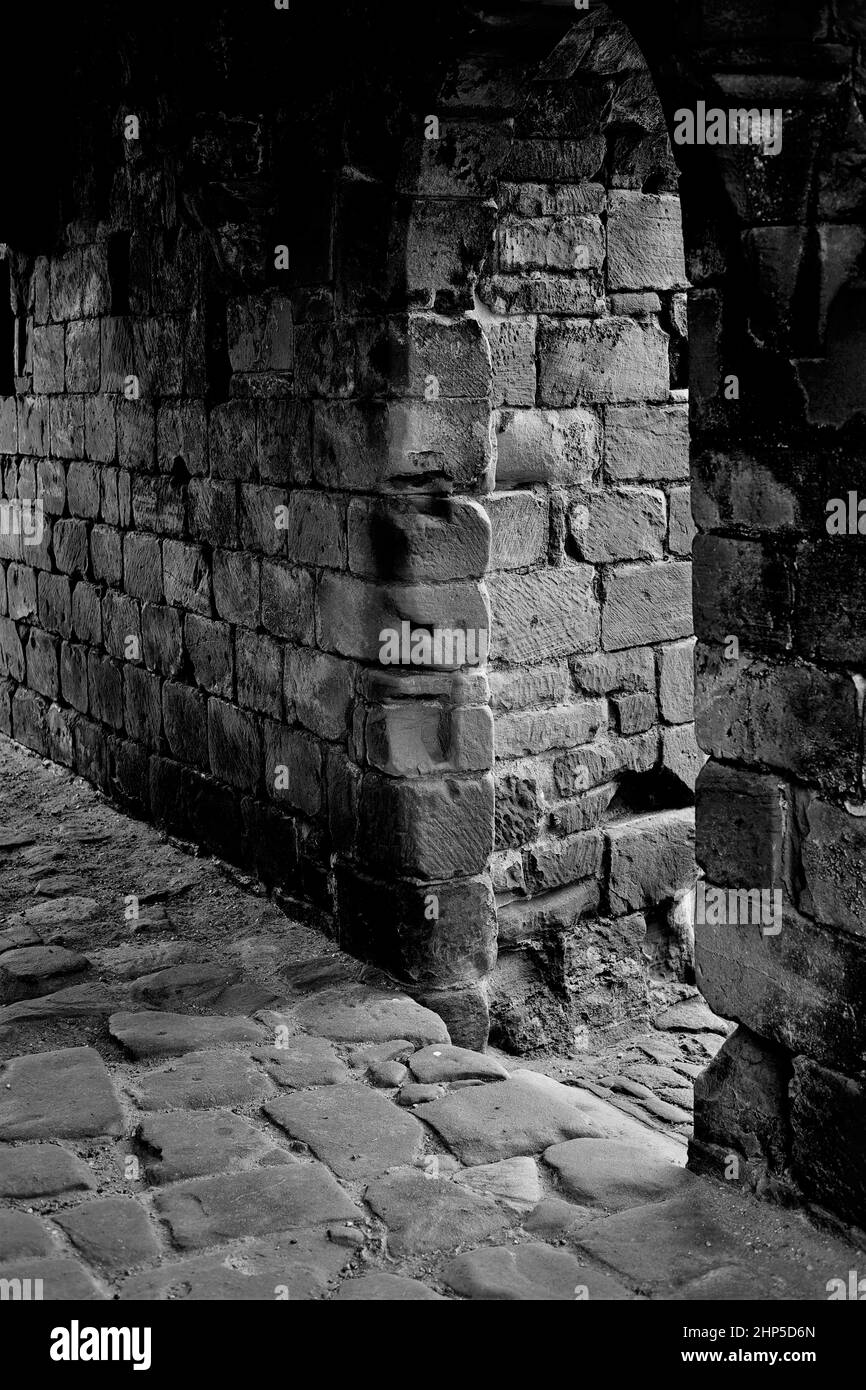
[266,1084,425,1180]
[0,1047,124,1140]
[153,1164,363,1249]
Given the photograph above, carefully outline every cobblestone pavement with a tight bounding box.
[0,737,861,1301]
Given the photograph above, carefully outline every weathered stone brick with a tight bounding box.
[538,318,669,406]
[525,830,604,896]
[132,475,185,536]
[12,686,49,756]
[6,565,37,623]
[53,519,89,577]
[696,907,866,1075]
[790,1058,866,1228]
[142,604,183,677]
[486,492,548,571]
[317,573,489,665]
[100,469,119,525]
[162,540,208,615]
[90,527,122,587]
[209,402,256,481]
[24,629,58,698]
[499,216,604,273]
[607,808,695,915]
[614,691,656,735]
[607,192,687,291]
[794,541,866,665]
[60,641,88,713]
[365,703,493,777]
[67,462,100,519]
[496,700,605,759]
[336,869,497,989]
[214,551,260,626]
[84,396,116,463]
[602,561,692,650]
[0,398,18,454]
[236,629,282,719]
[314,400,491,493]
[80,244,111,317]
[279,491,346,569]
[124,533,163,602]
[570,647,655,697]
[18,397,49,456]
[158,402,207,477]
[37,572,71,637]
[185,616,233,698]
[693,536,791,649]
[32,324,65,393]
[605,404,688,482]
[65,321,100,393]
[239,485,285,557]
[102,590,141,661]
[377,315,489,401]
[695,646,860,795]
[87,651,123,728]
[661,722,705,791]
[487,319,537,407]
[50,397,85,458]
[800,797,866,934]
[228,294,293,373]
[570,488,665,563]
[657,638,695,724]
[261,563,315,643]
[668,486,695,556]
[36,459,66,517]
[264,721,322,816]
[284,647,354,741]
[100,317,134,393]
[488,567,597,663]
[116,401,155,471]
[50,250,83,320]
[489,662,570,713]
[208,699,261,793]
[358,772,493,881]
[124,665,162,748]
[609,292,663,315]
[257,401,312,486]
[163,682,208,768]
[293,322,355,397]
[348,496,490,582]
[188,480,237,548]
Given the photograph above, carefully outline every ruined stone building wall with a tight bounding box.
[2,0,866,1232]
[468,15,699,1052]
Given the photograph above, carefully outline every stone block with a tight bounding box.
[607,808,696,915]
[602,561,692,650]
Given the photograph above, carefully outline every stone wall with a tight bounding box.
[471,13,699,1052]
[1,0,866,1231]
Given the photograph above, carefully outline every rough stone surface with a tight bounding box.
[544,1139,696,1212]
[294,986,450,1046]
[109,1011,264,1058]
[0,1143,95,1197]
[365,1169,512,1255]
[409,1044,509,1085]
[132,1051,269,1111]
[443,1244,637,1301]
[266,1084,425,1180]
[138,1111,285,1183]
[153,1165,363,1250]
[54,1198,161,1271]
[0,1047,124,1140]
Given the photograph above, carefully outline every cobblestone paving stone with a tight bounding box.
[0,737,862,1300]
